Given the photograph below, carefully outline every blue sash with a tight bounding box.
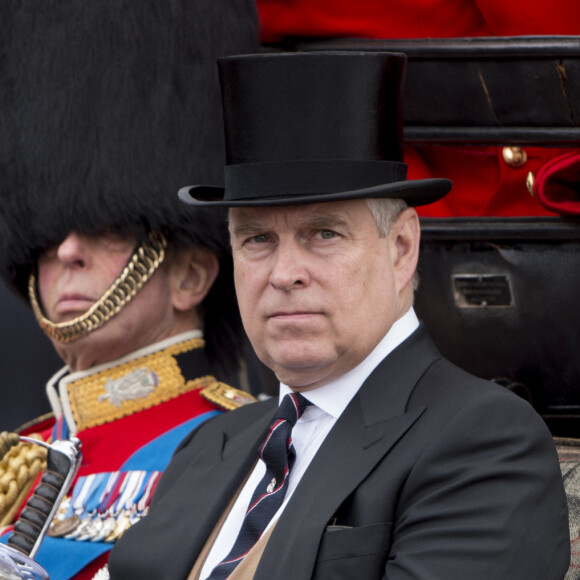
[3,410,221,580]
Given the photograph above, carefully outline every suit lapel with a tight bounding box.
[255,326,440,579]
[144,399,278,577]
[221,406,277,460]
[191,399,278,523]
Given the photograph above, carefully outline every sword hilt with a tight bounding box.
[7,438,82,559]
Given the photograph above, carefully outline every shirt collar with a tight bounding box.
[279,308,419,420]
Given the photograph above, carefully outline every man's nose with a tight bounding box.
[56,232,89,267]
[269,241,309,291]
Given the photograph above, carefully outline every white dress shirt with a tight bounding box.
[200,308,419,579]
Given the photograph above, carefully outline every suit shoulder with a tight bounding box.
[411,355,543,425]
[403,357,558,484]
[176,396,276,450]
[204,396,276,430]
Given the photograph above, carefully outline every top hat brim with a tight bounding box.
[177,52,454,210]
[178,177,452,208]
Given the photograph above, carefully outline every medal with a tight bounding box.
[131,471,161,524]
[64,473,109,541]
[90,472,129,542]
[104,471,147,543]
[74,473,114,541]
[92,512,118,543]
[48,513,82,537]
[67,515,95,541]
[89,472,122,542]
[48,475,95,538]
[47,469,163,543]
[47,496,76,537]
[105,510,132,543]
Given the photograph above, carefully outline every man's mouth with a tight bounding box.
[268,311,321,321]
[54,294,94,315]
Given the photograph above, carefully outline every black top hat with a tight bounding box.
[179,51,452,207]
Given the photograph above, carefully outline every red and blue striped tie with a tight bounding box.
[207,392,311,579]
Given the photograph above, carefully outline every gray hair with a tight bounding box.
[365,198,419,291]
[365,198,409,237]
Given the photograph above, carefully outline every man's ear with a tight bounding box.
[389,207,421,293]
[169,247,219,312]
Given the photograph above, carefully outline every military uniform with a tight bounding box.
[1,332,255,579]
[0,0,260,576]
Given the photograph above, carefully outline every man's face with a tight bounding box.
[37,231,177,370]
[230,199,418,390]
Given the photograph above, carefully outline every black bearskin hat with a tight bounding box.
[0,0,259,373]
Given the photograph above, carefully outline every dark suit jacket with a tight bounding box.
[109,326,570,579]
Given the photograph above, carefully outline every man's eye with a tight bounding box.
[318,230,337,240]
[247,234,270,244]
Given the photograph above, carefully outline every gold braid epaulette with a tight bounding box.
[200,383,257,411]
[0,432,48,527]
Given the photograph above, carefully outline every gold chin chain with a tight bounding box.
[28,231,167,344]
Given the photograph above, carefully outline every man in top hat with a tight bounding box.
[109,52,569,579]
[0,0,260,578]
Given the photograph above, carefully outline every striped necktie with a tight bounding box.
[207,392,311,579]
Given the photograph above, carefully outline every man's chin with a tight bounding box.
[266,355,337,390]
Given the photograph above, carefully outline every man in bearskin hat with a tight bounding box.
[109,51,569,579]
[0,0,260,577]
